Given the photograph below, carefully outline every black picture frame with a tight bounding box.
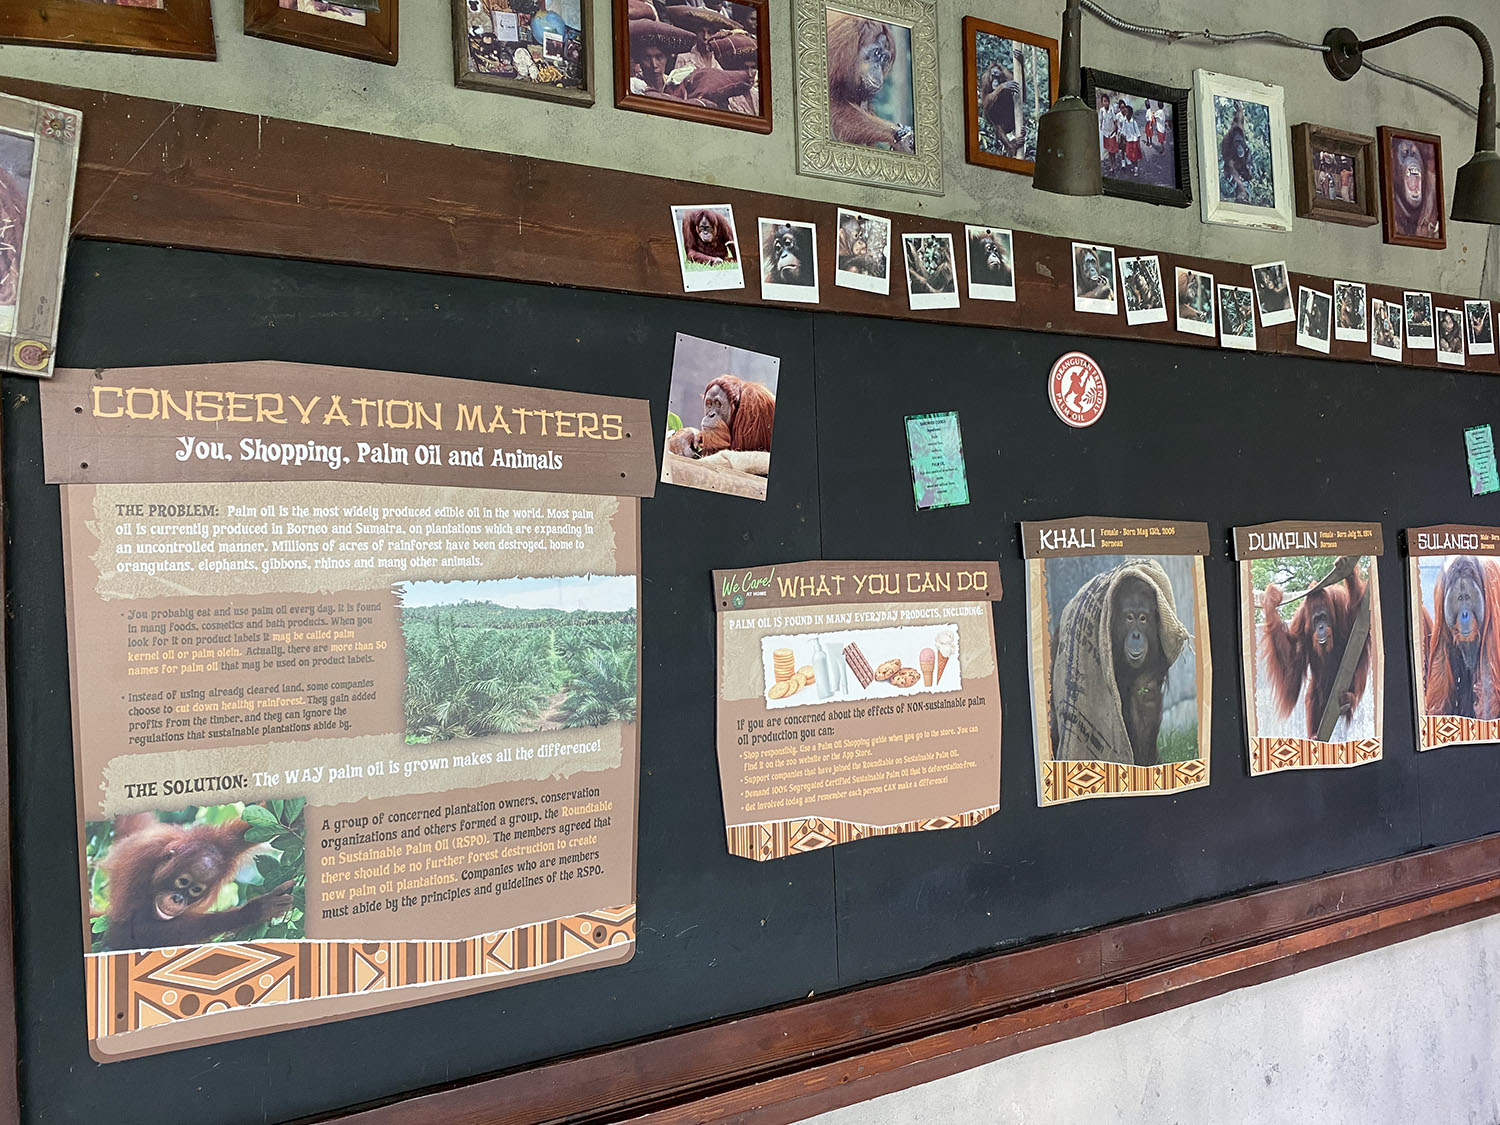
[1082,69,1192,208]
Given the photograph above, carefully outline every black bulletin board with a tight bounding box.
[7,242,1500,1122]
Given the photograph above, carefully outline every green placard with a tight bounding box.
[905,411,970,511]
[1466,424,1499,496]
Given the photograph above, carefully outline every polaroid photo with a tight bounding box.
[494,9,519,39]
[1252,260,1294,326]
[1296,286,1332,353]
[670,205,745,293]
[1333,280,1368,342]
[834,208,892,295]
[1436,307,1466,366]
[660,333,780,502]
[1370,298,1403,362]
[1466,299,1494,356]
[1404,291,1435,349]
[964,225,1015,302]
[1175,267,1215,337]
[1120,255,1167,325]
[1218,284,1256,351]
[758,218,819,305]
[903,233,960,311]
[1072,242,1117,315]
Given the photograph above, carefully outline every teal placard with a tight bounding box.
[1466,424,1499,496]
[905,411,970,510]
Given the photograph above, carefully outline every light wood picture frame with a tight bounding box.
[961,16,1056,176]
[0,0,215,60]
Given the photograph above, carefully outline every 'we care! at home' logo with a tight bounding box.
[720,568,776,608]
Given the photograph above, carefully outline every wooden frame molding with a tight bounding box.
[3,80,1500,1125]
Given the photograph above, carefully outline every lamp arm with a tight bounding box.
[1058,0,1083,100]
[1352,18,1496,153]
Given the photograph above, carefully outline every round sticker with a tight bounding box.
[1048,351,1106,428]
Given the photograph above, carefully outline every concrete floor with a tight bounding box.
[800,913,1500,1125]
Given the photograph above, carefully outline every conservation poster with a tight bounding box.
[1023,518,1212,805]
[1406,525,1500,751]
[1235,521,1384,774]
[713,561,1002,860]
[41,361,655,1061]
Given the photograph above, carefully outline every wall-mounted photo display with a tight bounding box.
[1071,242,1116,315]
[250,0,396,64]
[1370,298,1403,362]
[1119,255,1165,325]
[1291,123,1379,226]
[0,93,82,379]
[1024,518,1212,805]
[661,333,779,501]
[1333,281,1367,342]
[1193,70,1294,232]
[964,225,1014,302]
[1405,291,1435,349]
[1174,266,1215,337]
[456,0,589,101]
[1235,521,1384,774]
[1296,286,1332,354]
[1218,284,1255,351]
[834,207,892,294]
[1407,526,1500,751]
[713,561,1003,858]
[1251,260,1293,327]
[0,0,214,59]
[1436,307,1466,366]
[792,0,942,193]
[614,0,768,128]
[1081,69,1191,208]
[1466,300,1495,356]
[961,17,1056,176]
[902,232,958,310]
[670,204,745,292]
[758,218,819,304]
[1379,125,1446,249]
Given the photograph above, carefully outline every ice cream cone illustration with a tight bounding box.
[919,648,935,687]
[934,630,955,684]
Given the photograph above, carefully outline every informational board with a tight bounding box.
[42,361,654,1060]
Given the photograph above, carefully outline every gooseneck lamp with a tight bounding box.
[1032,0,1101,197]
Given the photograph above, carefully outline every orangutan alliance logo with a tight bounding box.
[1048,351,1106,428]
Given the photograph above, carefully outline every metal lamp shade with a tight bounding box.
[1033,95,1104,196]
[1451,149,1500,224]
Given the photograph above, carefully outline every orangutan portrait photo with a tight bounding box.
[824,7,915,153]
[1409,537,1500,751]
[1379,126,1446,249]
[661,332,780,501]
[670,203,746,293]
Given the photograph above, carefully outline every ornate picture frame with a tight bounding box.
[1082,69,1191,208]
[1378,125,1447,250]
[792,0,942,195]
[0,0,215,60]
[614,0,770,130]
[246,0,397,65]
[455,0,592,104]
[1291,124,1378,227]
[1193,69,1293,232]
[961,16,1056,176]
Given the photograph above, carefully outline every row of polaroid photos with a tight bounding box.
[671,203,1014,311]
[1071,244,1494,365]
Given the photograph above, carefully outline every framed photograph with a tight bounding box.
[902,233,958,310]
[1218,284,1256,351]
[0,0,214,59]
[1071,242,1116,316]
[964,225,1014,302]
[0,94,82,379]
[670,204,745,293]
[1405,291,1435,349]
[457,0,590,102]
[615,1,768,128]
[1291,124,1377,226]
[248,0,396,64]
[1082,70,1191,208]
[1194,70,1293,231]
[1370,299,1403,362]
[1120,254,1166,325]
[1297,287,1332,354]
[1251,261,1294,327]
[1175,267,1215,337]
[1333,281,1367,342]
[793,0,943,194]
[1379,126,1446,249]
[1437,307,1466,366]
[962,17,1056,176]
[1467,300,1494,356]
[758,218,819,304]
[834,207,892,294]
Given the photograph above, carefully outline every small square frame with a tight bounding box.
[1292,123,1378,226]
[614,0,769,129]
[457,0,592,103]
[1378,125,1447,250]
[247,0,397,65]
[1082,69,1191,208]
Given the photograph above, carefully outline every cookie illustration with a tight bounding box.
[797,665,815,684]
[890,667,922,688]
[875,658,902,681]
[768,680,795,700]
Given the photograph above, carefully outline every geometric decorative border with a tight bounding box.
[1420,714,1500,753]
[1041,759,1207,803]
[1249,736,1382,773]
[726,807,997,861]
[87,903,634,1040]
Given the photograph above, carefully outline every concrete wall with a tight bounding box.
[800,913,1500,1125]
[1,0,1498,297]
